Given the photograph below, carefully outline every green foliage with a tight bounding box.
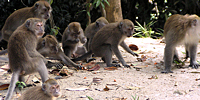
[87,95,94,100]
[132,94,139,100]
[50,26,60,36]
[134,20,158,38]
[16,81,26,91]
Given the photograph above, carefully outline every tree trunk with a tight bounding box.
[105,0,123,23]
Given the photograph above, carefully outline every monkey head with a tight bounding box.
[42,78,61,97]
[33,1,52,20]
[67,22,86,44]
[25,18,45,38]
[187,15,200,34]
[95,17,109,29]
[119,19,135,37]
[37,35,60,57]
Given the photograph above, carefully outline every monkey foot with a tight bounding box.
[109,64,121,67]
[86,58,96,63]
[161,70,173,73]
[189,64,199,69]
[124,65,131,68]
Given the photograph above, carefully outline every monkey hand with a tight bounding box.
[133,52,139,57]
[189,63,199,69]
[80,37,87,44]
[46,61,63,69]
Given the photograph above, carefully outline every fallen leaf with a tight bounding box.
[82,62,96,67]
[112,97,127,100]
[0,84,9,90]
[104,66,118,70]
[49,69,60,75]
[66,87,89,91]
[114,79,116,82]
[125,86,141,90]
[93,77,103,84]
[148,75,158,79]
[103,86,109,91]
[88,64,100,71]
[137,55,147,62]
[0,64,10,71]
[84,77,87,79]
[59,69,68,76]
[129,44,139,51]
[190,71,200,73]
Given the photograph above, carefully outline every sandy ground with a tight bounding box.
[0,37,200,100]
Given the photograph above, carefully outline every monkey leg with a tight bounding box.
[32,58,49,83]
[173,48,180,63]
[162,44,174,73]
[5,71,20,100]
[188,44,199,69]
[94,44,120,67]
[63,47,72,57]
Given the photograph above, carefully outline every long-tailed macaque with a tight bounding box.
[37,35,83,69]
[62,22,87,58]
[162,14,200,73]
[1,0,52,42]
[72,19,138,68]
[5,18,48,100]
[18,78,60,100]
[84,17,109,50]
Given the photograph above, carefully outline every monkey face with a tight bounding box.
[50,84,60,97]
[34,1,52,20]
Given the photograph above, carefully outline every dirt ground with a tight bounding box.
[1,37,200,100]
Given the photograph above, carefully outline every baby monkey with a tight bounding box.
[163,14,200,73]
[18,78,61,100]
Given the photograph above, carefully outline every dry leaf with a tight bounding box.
[125,86,141,90]
[0,64,10,71]
[0,84,9,90]
[93,77,103,84]
[82,62,96,67]
[66,87,89,91]
[59,69,68,76]
[137,55,147,62]
[148,75,158,79]
[103,86,109,91]
[104,66,118,70]
[129,44,139,51]
[88,64,100,71]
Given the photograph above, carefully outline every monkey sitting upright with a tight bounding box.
[84,17,109,50]
[72,19,138,68]
[5,18,49,100]
[37,35,83,69]
[1,0,52,42]
[18,78,61,100]
[62,22,87,58]
[162,14,200,73]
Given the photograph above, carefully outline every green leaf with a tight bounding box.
[104,0,110,6]
[87,96,94,100]
[96,0,101,8]
[87,11,91,17]
[101,2,105,9]
[50,0,53,5]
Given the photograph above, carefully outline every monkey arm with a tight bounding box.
[120,41,138,57]
[111,45,129,67]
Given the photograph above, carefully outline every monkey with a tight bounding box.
[37,35,83,69]
[62,22,87,58]
[18,78,60,100]
[84,17,109,50]
[0,0,52,42]
[5,18,49,100]
[162,14,200,73]
[72,19,138,68]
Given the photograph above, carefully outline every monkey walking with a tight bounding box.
[18,78,61,100]
[72,19,138,68]
[162,14,200,73]
[62,22,87,58]
[37,35,83,69]
[5,18,49,100]
[0,0,52,49]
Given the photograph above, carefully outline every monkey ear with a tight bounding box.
[42,84,46,91]
[25,20,31,28]
[35,3,39,8]
[192,19,197,26]
[96,22,100,27]
[119,22,123,29]
[42,39,46,46]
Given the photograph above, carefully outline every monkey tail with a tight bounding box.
[72,50,93,62]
